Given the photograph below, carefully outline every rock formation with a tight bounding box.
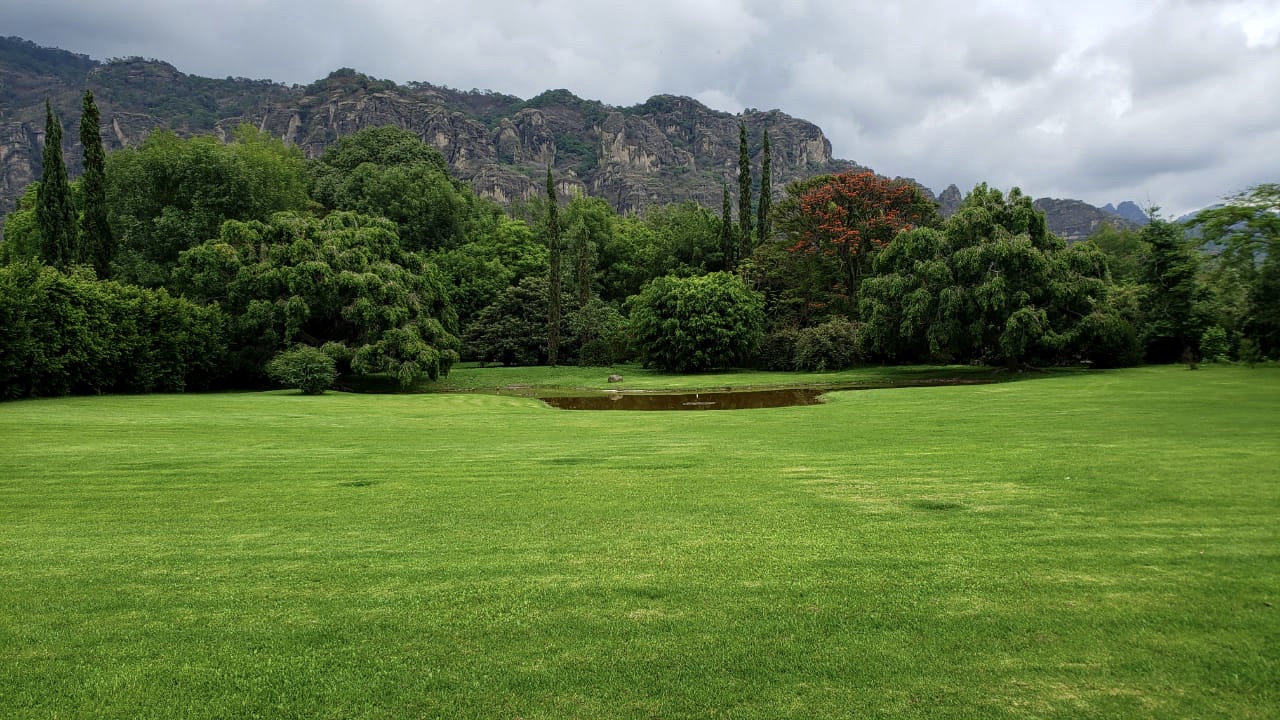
[0,36,1139,243]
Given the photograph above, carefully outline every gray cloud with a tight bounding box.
[1,0,1276,216]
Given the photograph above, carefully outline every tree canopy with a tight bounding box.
[108,126,310,284]
[629,272,764,372]
[860,184,1137,367]
[311,126,477,253]
[174,211,459,386]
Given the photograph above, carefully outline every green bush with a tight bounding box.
[0,261,227,399]
[266,346,338,395]
[572,298,629,367]
[793,319,860,371]
[463,276,554,366]
[577,338,617,367]
[628,272,764,372]
[1072,310,1143,368]
[1238,338,1263,367]
[756,328,799,371]
[1200,326,1229,363]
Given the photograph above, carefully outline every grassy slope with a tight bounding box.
[0,365,1276,719]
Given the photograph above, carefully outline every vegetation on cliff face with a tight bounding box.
[0,36,852,223]
[0,36,1147,242]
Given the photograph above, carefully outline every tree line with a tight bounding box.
[2,100,1276,398]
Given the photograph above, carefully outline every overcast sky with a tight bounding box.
[3,0,1277,216]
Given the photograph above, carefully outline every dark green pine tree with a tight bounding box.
[36,100,77,270]
[1138,217,1207,363]
[720,179,735,270]
[737,120,752,262]
[756,129,772,242]
[546,167,562,366]
[1246,253,1280,357]
[78,90,114,278]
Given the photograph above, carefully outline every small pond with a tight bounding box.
[542,378,995,411]
[543,388,825,411]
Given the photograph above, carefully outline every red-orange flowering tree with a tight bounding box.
[790,171,936,301]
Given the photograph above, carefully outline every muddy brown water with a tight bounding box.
[541,378,995,411]
[543,388,825,411]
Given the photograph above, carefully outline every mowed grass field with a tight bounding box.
[1,365,1276,719]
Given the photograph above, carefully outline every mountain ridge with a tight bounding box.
[2,36,1131,241]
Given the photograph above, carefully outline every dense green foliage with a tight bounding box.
[629,272,764,372]
[1191,185,1280,358]
[431,216,546,327]
[2,115,1276,399]
[2,366,1277,717]
[311,126,477,252]
[720,181,734,267]
[464,275,559,366]
[634,200,724,279]
[1138,218,1209,363]
[859,186,1135,367]
[792,317,861,371]
[108,127,311,284]
[1248,253,1280,356]
[0,261,226,398]
[545,168,563,366]
[0,184,39,263]
[757,129,773,242]
[737,121,752,260]
[174,211,459,386]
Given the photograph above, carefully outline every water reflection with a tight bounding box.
[543,388,825,411]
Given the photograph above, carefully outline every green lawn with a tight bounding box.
[1,365,1276,718]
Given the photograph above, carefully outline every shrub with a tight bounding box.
[1072,310,1143,368]
[1238,337,1262,367]
[266,346,338,395]
[1199,325,1229,363]
[756,328,799,371]
[578,338,617,367]
[0,261,227,399]
[793,319,861,371]
[628,272,764,372]
[572,298,628,367]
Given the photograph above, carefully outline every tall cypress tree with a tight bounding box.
[721,179,735,270]
[756,129,772,243]
[546,167,562,366]
[737,121,752,259]
[573,220,592,307]
[78,90,114,278]
[36,100,77,269]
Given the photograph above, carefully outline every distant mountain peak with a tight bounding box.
[1103,200,1150,226]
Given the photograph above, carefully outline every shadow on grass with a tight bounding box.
[910,499,967,511]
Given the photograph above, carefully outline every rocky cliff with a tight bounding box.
[0,36,1127,242]
[1033,197,1138,241]
[0,39,853,220]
